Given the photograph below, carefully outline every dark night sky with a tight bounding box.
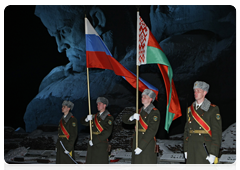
[4,5,69,129]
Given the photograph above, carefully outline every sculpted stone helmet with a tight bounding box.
[142,89,156,102]
[96,97,109,106]
[62,100,74,110]
[193,81,209,92]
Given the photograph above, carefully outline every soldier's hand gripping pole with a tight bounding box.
[203,143,218,170]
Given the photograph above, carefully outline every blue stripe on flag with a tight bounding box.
[86,34,112,56]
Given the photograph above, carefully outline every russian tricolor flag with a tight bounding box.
[85,18,159,99]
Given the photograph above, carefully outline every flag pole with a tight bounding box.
[87,68,92,140]
[136,6,140,149]
[85,16,92,141]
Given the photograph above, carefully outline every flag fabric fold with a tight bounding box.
[137,13,182,132]
[85,18,159,99]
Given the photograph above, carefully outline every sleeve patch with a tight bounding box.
[108,120,112,125]
[153,116,158,121]
[72,122,76,127]
[216,114,221,120]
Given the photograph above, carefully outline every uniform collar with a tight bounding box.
[194,98,211,112]
[98,110,110,120]
[62,112,73,123]
[142,103,155,114]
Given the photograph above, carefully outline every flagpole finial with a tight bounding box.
[136,5,141,11]
[84,6,87,18]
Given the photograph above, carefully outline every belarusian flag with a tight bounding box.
[137,13,182,132]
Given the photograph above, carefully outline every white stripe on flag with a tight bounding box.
[85,18,99,35]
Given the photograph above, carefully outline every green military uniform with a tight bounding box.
[122,103,160,164]
[184,98,222,164]
[56,112,78,164]
[81,110,114,164]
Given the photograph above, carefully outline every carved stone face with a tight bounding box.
[35,6,86,72]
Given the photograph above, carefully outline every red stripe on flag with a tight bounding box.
[157,64,181,121]
[157,64,170,102]
[169,81,182,120]
[86,51,113,70]
[148,31,164,52]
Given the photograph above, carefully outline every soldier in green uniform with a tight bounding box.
[81,97,114,164]
[56,100,78,164]
[122,89,160,164]
[184,81,222,164]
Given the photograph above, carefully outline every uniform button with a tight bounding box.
[199,127,202,129]
[142,133,144,134]
[189,121,191,123]
[199,133,201,136]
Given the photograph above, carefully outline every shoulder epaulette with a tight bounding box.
[210,104,216,107]
[71,115,75,118]
[107,114,111,116]
[153,108,158,111]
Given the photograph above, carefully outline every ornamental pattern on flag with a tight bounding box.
[138,17,149,65]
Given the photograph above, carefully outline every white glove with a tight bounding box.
[89,140,93,146]
[85,115,93,122]
[206,154,216,164]
[184,152,187,159]
[134,147,142,155]
[129,113,140,121]
[64,150,69,154]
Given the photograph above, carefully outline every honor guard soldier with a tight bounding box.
[56,100,78,164]
[81,97,114,164]
[122,89,160,164]
[184,81,222,164]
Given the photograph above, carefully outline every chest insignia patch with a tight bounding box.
[153,116,158,121]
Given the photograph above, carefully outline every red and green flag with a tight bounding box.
[137,13,182,132]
